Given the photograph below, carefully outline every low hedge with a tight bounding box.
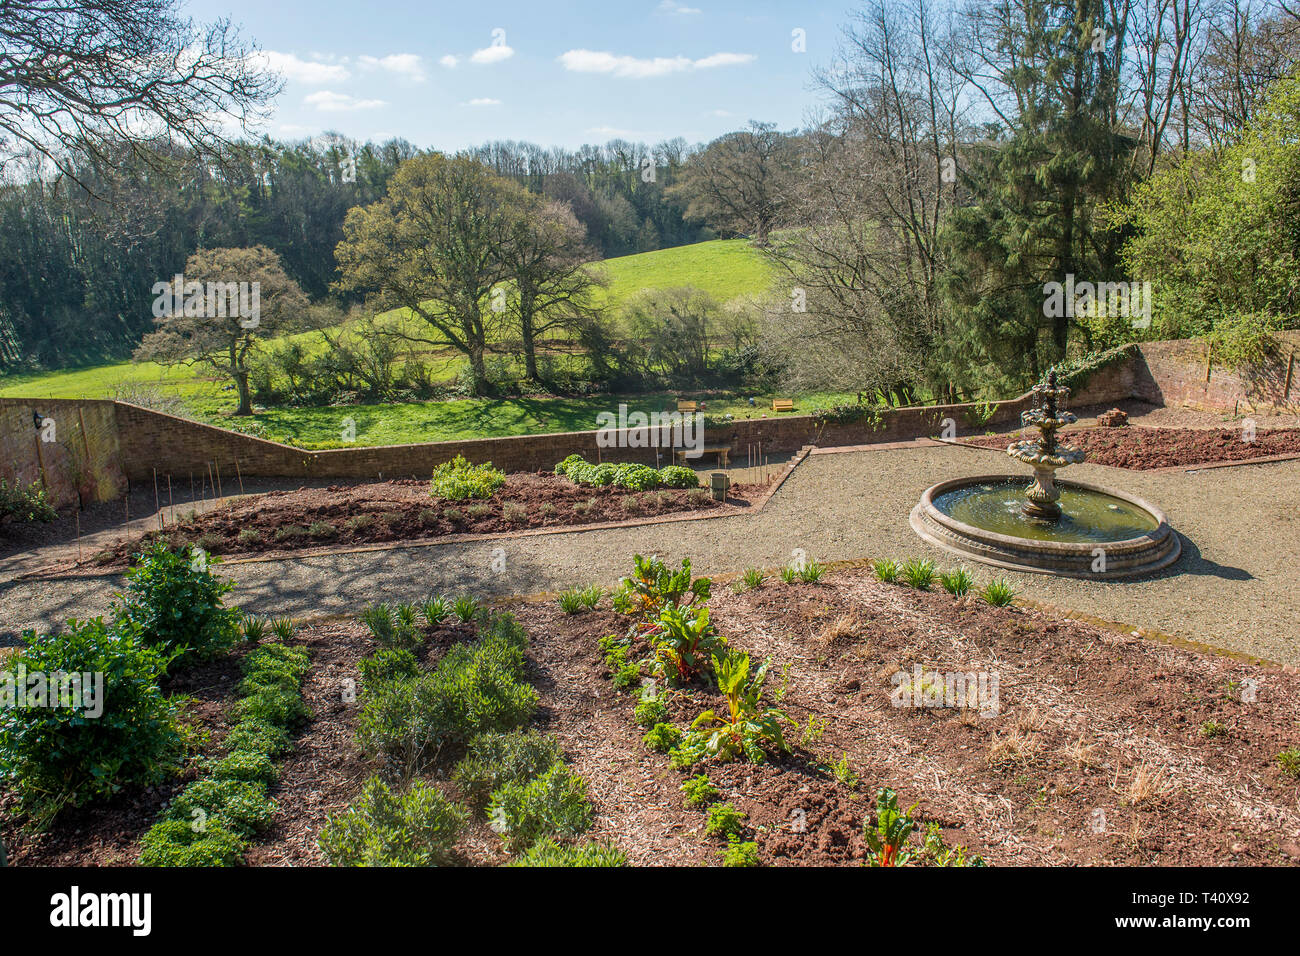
[554,456,700,491]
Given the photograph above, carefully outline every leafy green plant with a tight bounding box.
[223,719,290,758]
[901,558,936,590]
[704,802,746,840]
[319,775,466,866]
[1277,748,1300,779]
[619,553,712,620]
[634,694,669,728]
[872,558,899,583]
[652,605,726,683]
[429,454,506,501]
[453,731,564,811]
[358,648,420,688]
[680,774,719,808]
[920,823,987,867]
[642,722,682,753]
[487,763,592,853]
[734,568,765,592]
[137,818,246,867]
[939,567,974,597]
[510,838,627,867]
[981,579,1017,607]
[269,616,295,641]
[612,660,642,691]
[829,752,858,789]
[208,750,278,786]
[163,778,276,839]
[1200,719,1227,739]
[683,649,791,763]
[578,584,604,610]
[241,615,267,642]
[0,477,57,523]
[721,836,760,867]
[112,541,241,668]
[0,618,183,825]
[557,589,585,614]
[779,565,798,585]
[864,787,918,867]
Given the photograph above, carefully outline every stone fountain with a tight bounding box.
[909,370,1181,579]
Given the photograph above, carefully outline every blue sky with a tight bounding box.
[187,0,847,150]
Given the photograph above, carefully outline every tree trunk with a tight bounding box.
[520,291,539,382]
[468,345,490,396]
[235,369,253,415]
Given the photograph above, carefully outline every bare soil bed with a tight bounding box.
[964,425,1300,470]
[7,565,1296,866]
[88,472,766,568]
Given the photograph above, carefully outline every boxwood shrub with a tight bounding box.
[319,776,465,867]
[429,455,506,501]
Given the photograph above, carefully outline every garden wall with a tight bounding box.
[0,333,1283,509]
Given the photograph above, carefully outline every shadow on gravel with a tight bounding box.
[1161,534,1252,582]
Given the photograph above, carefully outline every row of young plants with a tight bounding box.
[580,553,987,866]
[318,598,624,866]
[140,636,311,865]
[728,555,1015,605]
[555,455,700,491]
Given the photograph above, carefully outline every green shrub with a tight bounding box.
[658,466,699,489]
[452,594,480,623]
[0,618,183,824]
[233,685,310,728]
[358,648,420,688]
[237,528,261,547]
[137,818,246,867]
[223,720,290,758]
[634,694,669,728]
[680,774,719,808]
[421,595,450,626]
[269,617,296,641]
[1277,748,1300,779]
[163,778,275,839]
[361,602,419,650]
[452,731,563,811]
[705,802,747,840]
[612,661,642,692]
[510,837,627,867]
[721,836,760,867]
[557,589,585,614]
[430,454,505,501]
[355,616,536,772]
[208,750,278,786]
[319,776,466,867]
[0,477,57,523]
[487,763,592,853]
[642,722,682,753]
[112,541,241,667]
[241,616,267,642]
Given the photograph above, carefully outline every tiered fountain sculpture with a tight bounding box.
[909,370,1181,578]
[1006,370,1085,521]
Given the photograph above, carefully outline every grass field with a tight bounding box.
[0,239,836,448]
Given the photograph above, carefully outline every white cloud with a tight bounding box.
[259,51,350,84]
[558,49,753,78]
[303,90,387,112]
[439,54,459,69]
[358,53,426,82]
[710,108,733,117]
[658,1,703,14]
[586,125,637,138]
[470,43,515,65]
[466,97,501,106]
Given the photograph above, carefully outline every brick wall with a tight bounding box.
[0,336,1277,503]
[1132,331,1299,412]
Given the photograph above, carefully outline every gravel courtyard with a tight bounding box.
[2,442,1296,665]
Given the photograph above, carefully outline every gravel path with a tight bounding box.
[3,443,1297,664]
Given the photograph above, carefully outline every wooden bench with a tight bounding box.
[676,399,698,413]
[675,446,731,468]
[771,398,795,413]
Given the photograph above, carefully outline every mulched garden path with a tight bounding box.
[9,565,1296,866]
[964,425,1300,470]
[87,472,768,568]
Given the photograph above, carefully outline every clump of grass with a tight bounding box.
[418,508,439,528]
[981,578,1017,607]
[872,558,899,583]
[345,514,374,532]
[578,584,603,610]
[452,594,480,623]
[1200,719,1227,738]
[621,496,643,514]
[736,568,764,591]
[308,521,337,540]
[901,558,936,589]
[686,489,711,506]
[273,524,307,543]
[241,615,267,642]
[573,497,599,516]
[797,560,825,584]
[269,617,295,641]
[197,532,224,552]
[779,565,798,585]
[502,501,528,524]
[420,595,449,626]
[466,503,491,519]
[538,502,557,519]
[558,589,585,614]
[939,567,974,597]
[236,528,261,547]
[442,507,463,524]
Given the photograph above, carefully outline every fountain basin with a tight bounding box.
[910,474,1181,579]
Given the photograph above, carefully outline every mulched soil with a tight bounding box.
[7,565,1297,866]
[964,425,1300,470]
[88,472,766,568]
